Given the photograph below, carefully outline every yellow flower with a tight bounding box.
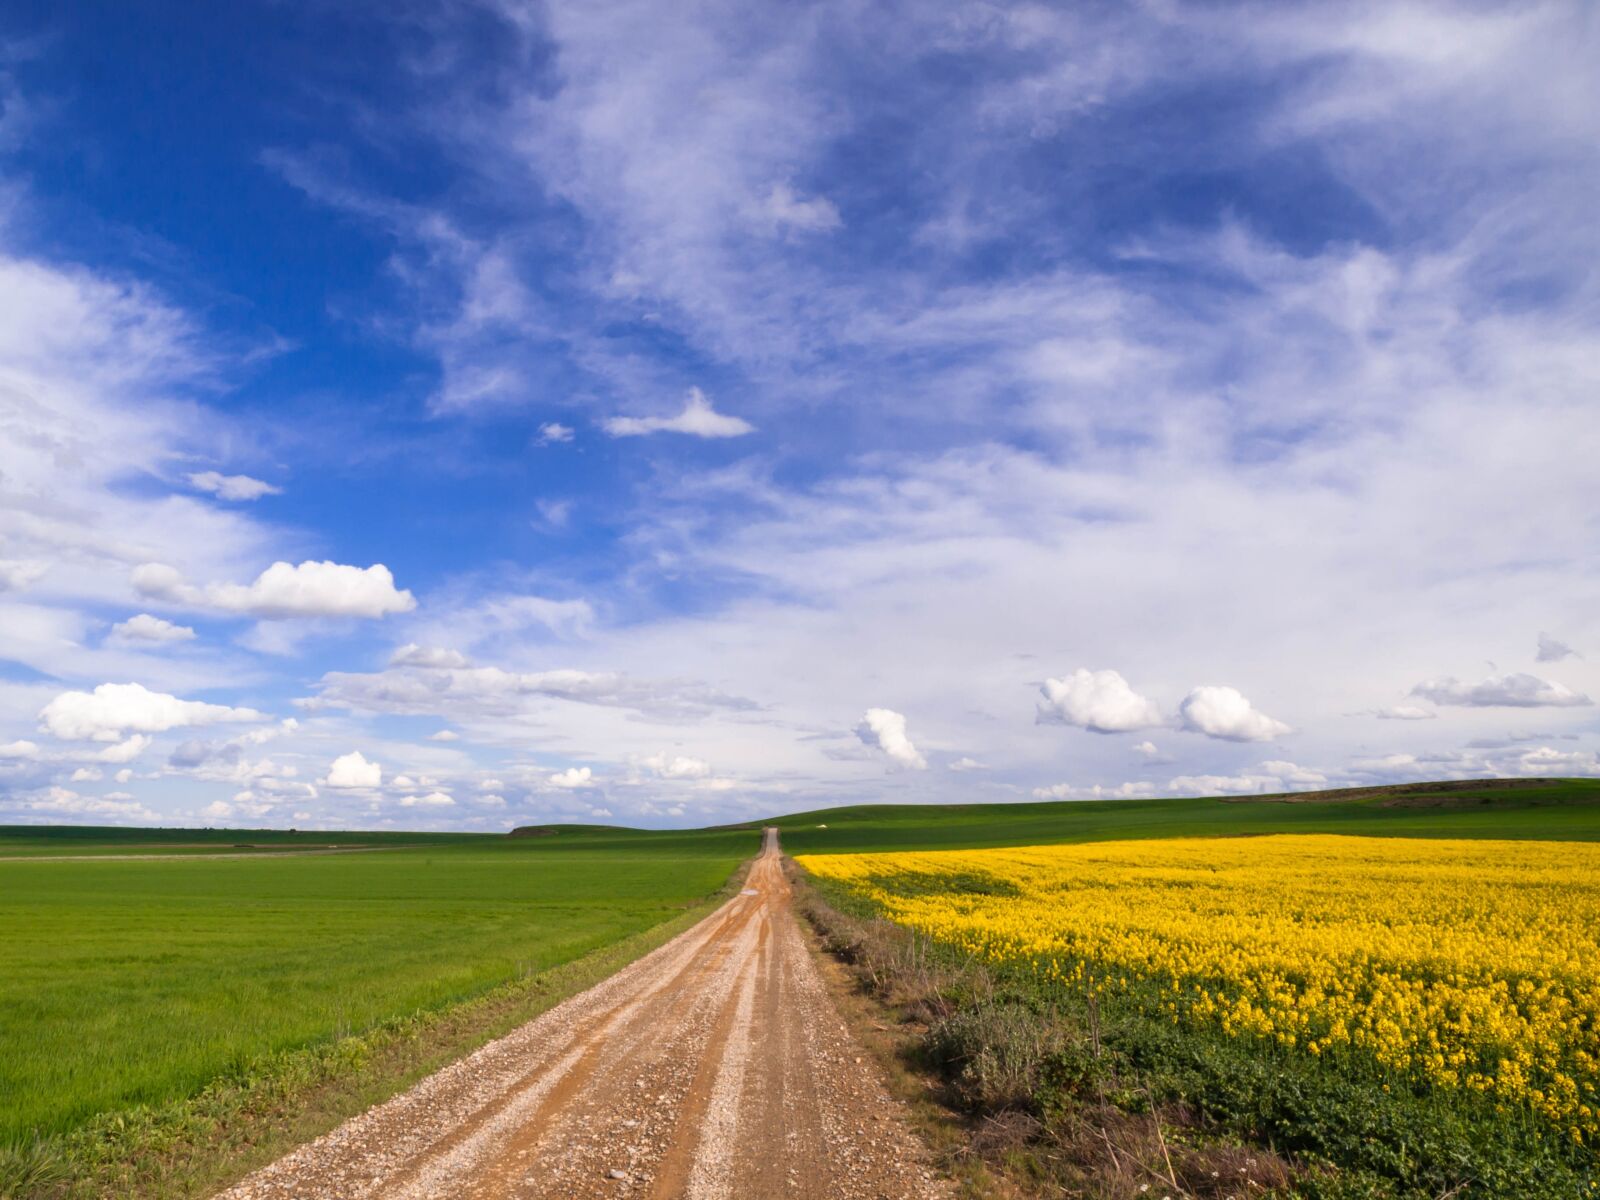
[798,834,1600,1135]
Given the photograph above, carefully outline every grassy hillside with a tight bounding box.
[0,826,755,1146]
[770,778,1600,855]
[0,825,485,857]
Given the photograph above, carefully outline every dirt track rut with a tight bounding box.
[216,829,944,1199]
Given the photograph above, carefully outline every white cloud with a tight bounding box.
[1178,686,1292,742]
[538,422,574,444]
[1258,760,1328,785]
[588,806,614,819]
[1372,704,1437,720]
[95,734,153,763]
[133,560,415,620]
[1037,668,1162,733]
[535,499,573,528]
[6,786,159,822]
[549,766,594,788]
[187,471,282,501]
[642,752,712,779]
[856,707,927,770]
[69,766,102,782]
[1536,632,1580,663]
[476,793,507,808]
[323,751,382,789]
[0,740,39,759]
[602,388,754,438]
[761,183,841,233]
[399,791,455,808]
[1032,781,1154,801]
[38,683,262,742]
[427,729,460,741]
[114,768,133,784]
[948,756,987,771]
[1508,746,1600,776]
[311,662,754,722]
[1169,759,1326,796]
[1411,672,1592,708]
[0,559,47,592]
[110,613,197,644]
[390,643,470,669]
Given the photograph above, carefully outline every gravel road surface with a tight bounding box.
[215,829,945,1199]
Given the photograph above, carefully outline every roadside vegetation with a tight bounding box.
[0,826,753,1198]
[793,799,1600,1198]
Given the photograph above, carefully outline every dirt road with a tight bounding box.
[216,829,944,1199]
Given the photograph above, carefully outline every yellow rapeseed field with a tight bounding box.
[797,835,1600,1140]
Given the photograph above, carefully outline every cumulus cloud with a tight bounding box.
[549,766,594,788]
[0,559,47,592]
[110,613,197,644]
[1032,781,1154,801]
[323,751,382,789]
[1372,704,1437,720]
[1036,669,1162,733]
[1169,760,1326,795]
[399,791,455,807]
[535,499,572,529]
[38,683,262,742]
[602,388,754,438]
[427,729,460,741]
[1536,633,1580,663]
[1178,686,1292,742]
[0,740,39,759]
[7,786,159,822]
[538,422,574,444]
[133,560,415,620]
[856,707,927,770]
[761,183,842,233]
[1508,746,1600,776]
[642,753,712,779]
[390,643,470,669]
[95,734,153,763]
[948,756,987,771]
[1411,672,1592,708]
[186,471,282,501]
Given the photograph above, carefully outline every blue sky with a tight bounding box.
[1,1,1596,830]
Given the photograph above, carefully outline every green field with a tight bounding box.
[771,778,1600,854]
[0,826,753,1146]
[7,780,1600,1195]
[0,825,472,858]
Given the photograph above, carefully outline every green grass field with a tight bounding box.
[770,778,1600,854]
[7,779,1599,1193]
[0,825,472,858]
[0,826,753,1145]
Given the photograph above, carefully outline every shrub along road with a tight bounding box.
[214,829,943,1200]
